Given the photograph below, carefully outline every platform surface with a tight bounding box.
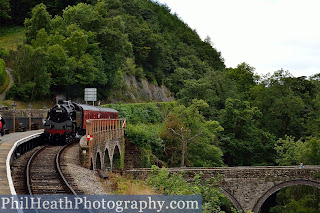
[0,130,43,194]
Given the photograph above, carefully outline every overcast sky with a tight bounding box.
[155,0,320,77]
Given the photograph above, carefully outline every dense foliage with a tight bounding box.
[108,102,224,168]
[270,185,320,213]
[0,0,10,21]
[0,58,5,85]
[106,102,171,167]
[147,166,241,213]
[0,50,10,94]
[160,100,224,167]
[2,0,91,25]
[7,0,224,102]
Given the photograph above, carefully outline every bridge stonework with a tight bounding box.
[86,119,126,170]
[90,138,123,170]
[126,166,320,212]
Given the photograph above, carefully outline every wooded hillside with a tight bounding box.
[4,0,224,101]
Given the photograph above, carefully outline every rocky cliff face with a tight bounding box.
[109,75,175,103]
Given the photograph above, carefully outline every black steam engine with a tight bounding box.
[44,101,118,144]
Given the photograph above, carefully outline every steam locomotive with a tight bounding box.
[44,101,118,144]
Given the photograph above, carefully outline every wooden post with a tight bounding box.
[108,119,110,140]
[13,112,15,133]
[87,120,92,168]
[111,119,114,139]
[113,119,115,139]
[29,112,31,131]
[117,119,119,138]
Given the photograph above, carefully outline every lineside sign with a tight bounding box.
[84,88,97,102]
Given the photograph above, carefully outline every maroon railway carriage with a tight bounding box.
[44,101,118,144]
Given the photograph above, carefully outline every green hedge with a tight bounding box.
[104,102,177,124]
[125,123,164,167]
[0,59,5,85]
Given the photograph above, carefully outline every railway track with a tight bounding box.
[11,142,96,213]
[26,144,82,195]
[12,142,83,195]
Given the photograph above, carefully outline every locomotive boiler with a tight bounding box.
[44,101,118,144]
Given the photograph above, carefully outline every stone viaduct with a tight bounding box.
[126,166,320,212]
[85,119,126,170]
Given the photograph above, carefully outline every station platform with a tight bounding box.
[0,129,43,194]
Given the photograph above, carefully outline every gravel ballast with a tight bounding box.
[63,143,108,195]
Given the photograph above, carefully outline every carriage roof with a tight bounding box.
[76,104,118,113]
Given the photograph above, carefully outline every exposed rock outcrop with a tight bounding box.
[109,75,175,103]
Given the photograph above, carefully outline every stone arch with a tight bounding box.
[112,145,121,169]
[253,179,320,213]
[115,140,122,156]
[90,158,93,170]
[104,148,111,170]
[220,188,244,212]
[96,152,102,170]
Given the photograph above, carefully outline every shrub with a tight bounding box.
[105,102,168,124]
[0,59,5,85]
[146,166,242,213]
[0,48,10,59]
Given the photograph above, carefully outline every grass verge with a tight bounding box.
[0,26,25,51]
[102,173,157,195]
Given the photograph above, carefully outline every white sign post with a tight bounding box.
[84,88,97,106]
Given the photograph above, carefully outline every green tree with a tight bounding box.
[250,70,306,139]
[303,75,320,138]
[63,3,100,31]
[97,15,132,89]
[201,36,225,71]
[24,3,52,44]
[47,44,75,90]
[219,98,276,166]
[125,123,164,167]
[31,28,49,48]
[177,70,238,118]
[227,62,257,97]
[160,112,184,166]
[63,29,88,58]
[161,100,224,167]
[300,137,320,165]
[8,44,50,101]
[167,119,202,167]
[274,135,303,166]
[275,136,320,166]
[270,185,320,213]
[0,0,10,20]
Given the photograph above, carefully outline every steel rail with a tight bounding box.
[26,145,48,195]
[55,144,78,195]
[26,144,76,195]
[26,142,93,213]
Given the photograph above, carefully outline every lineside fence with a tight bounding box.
[1,109,47,132]
[86,119,126,167]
